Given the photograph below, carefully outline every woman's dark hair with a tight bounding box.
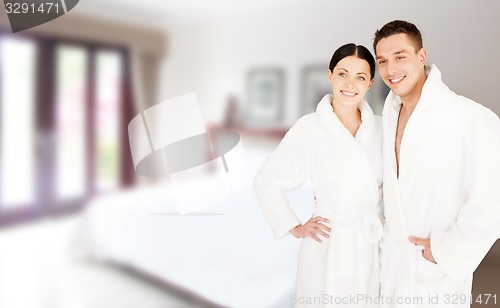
[328,43,376,79]
[373,20,423,54]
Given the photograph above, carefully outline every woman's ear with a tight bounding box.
[327,69,333,84]
[368,78,375,89]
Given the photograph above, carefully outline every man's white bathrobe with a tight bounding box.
[380,65,500,307]
[254,94,383,307]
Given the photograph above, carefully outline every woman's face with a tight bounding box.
[328,55,373,108]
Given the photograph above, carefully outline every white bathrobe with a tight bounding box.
[380,65,500,307]
[254,94,383,308]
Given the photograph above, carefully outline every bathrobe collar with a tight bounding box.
[315,94,375,142]
[387,64,447,111]
[383,64,448,181]
[315,94,379,210]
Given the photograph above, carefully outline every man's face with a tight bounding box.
[375,33,427,102]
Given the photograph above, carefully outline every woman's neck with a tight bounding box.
[331,100,362,137]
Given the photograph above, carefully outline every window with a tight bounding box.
[95,50,122,192]
[55,45,88,200]
[0,37,37,209]
[0,33,135,225]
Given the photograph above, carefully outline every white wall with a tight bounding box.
[157,0,500,125]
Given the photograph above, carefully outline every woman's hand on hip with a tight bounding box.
[290,216,331,242]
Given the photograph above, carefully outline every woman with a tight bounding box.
[253,43,383,307]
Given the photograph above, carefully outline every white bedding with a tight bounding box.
[72,150,314,308]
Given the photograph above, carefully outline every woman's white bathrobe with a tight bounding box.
[254,95,383,307]
[380,65,500,307]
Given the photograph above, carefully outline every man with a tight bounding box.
[374,20,500,307]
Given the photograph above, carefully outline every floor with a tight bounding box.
[0,215,209,308]
[0,214,498,308]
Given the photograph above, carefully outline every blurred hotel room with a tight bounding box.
[0,0,499,307]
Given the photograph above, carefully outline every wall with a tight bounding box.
[158,0,500,126]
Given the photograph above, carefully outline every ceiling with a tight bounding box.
[79,0,310,21]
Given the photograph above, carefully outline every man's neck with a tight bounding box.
[400,71,428,112]
[400,96,419,113]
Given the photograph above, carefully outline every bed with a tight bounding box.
[71,148,314,308]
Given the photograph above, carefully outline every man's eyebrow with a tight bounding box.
[393,50,407,55]
[377,49,408,60]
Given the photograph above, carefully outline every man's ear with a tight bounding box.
[418,48,428,66]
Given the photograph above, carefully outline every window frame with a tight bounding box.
[0,30,135,227]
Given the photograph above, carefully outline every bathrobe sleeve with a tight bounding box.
[431,104,500,280]
[253,118,310,239]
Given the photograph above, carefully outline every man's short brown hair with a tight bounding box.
[373,20,423,54]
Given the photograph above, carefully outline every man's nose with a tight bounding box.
[386,61,397,76]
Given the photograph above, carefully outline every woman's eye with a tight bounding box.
[339,73,346,77]
[357,76,365,81]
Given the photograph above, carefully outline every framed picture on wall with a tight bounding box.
[301,65,331,115]
[246,68,284,125]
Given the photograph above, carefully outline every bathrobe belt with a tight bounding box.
[382,240,426,307]
[320,206,383,299]
[320,206,383,243]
